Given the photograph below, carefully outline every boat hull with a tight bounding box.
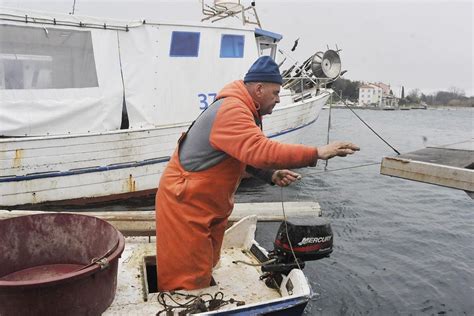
[0,93,329,207]
[209,296,309,315]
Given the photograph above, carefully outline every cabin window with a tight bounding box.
[0,24,98,90]
[220,34,244,58]
[169,31,200,57]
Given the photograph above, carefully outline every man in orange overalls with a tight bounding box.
[156,56,359,291]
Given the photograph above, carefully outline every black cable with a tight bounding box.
[70,0,77,15]
[334,94,401,155]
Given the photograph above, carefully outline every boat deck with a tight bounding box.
[105,237,281,315]
[380,139,474,195]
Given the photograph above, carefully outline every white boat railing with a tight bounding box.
[201,0,261,27]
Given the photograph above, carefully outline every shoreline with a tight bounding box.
[323,105,473,110]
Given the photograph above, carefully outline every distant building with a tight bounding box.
[373,82,391,95]
[358,82,399,108]
[382,94,399,107]
[358,84,383,107]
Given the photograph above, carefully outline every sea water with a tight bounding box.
[237,107,473,315]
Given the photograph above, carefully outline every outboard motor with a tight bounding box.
[260,217,333,289]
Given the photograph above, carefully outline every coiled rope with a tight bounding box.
[156,291,245,315]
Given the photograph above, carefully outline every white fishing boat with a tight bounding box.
[0,1,343,207]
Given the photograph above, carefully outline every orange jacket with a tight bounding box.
[210,80,318,171]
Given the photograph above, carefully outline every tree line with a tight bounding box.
[407,87,473,107]
[329,78,361,102]
[329,78,473,107]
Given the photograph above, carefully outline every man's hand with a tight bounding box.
[272,169,302,187]
[317,141,360,160]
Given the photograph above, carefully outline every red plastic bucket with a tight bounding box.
[0,213,125,316]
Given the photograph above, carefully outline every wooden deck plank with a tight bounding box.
[393,147,473,168]
[0,201,321,236]
[380,139,474,193]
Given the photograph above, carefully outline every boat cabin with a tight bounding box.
[0,8,283,137]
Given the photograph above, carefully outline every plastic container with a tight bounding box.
[0,213,125,316]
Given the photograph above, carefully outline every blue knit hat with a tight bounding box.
[244,56,283,85]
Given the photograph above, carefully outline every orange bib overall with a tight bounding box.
[156,148,243,290]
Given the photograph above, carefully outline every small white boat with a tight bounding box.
[0,2,342,208]
[0,202,330,315]
[106,214,333,315]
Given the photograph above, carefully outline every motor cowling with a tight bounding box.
[260,217,333,289]
[273,217,333,261]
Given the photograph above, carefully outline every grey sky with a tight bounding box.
[2,0,473,96]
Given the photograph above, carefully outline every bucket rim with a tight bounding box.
[0,213,126,288]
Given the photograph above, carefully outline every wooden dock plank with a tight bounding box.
[394,147,473,168]
[0,201,321,236]
[380,139,474,193]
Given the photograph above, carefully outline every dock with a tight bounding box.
[380,139,474,198]
[0,201,322,236]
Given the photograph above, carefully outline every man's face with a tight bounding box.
[257,82,281,115]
